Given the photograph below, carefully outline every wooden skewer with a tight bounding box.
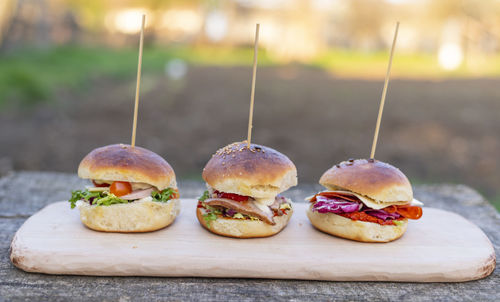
[370,21,399,159]
[247,23,260,148]
[131,14,146,148]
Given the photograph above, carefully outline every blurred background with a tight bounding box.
[0,0,499,210]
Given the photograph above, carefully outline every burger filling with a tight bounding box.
[197,187,292,227]
[307,191,422,226]
[69,180,179,209]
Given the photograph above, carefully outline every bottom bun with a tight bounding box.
[306,205,407,242]
[196,203,293,238]
[77,199,180,233]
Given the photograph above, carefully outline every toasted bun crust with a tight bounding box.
[202,142,297,198]
[77,199,180,233]
[319,159,412,203]
[196,203,293,238]
[306,205,407,242]
[78,144,177,190]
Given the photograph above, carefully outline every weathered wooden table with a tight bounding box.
[1,172,499,301]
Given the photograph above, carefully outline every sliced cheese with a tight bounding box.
[304,195,315,202]
[131,182,154,191]
[253,197,276,206]
[253,200,273,216]
[85,186,108,192]
[311,190,424,210]
[410,198,424,207]
[137,196,153,203]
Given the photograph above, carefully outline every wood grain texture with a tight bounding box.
[10,199,495,282]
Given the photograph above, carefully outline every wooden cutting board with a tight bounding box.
[10,199,495,282]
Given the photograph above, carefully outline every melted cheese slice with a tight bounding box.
[308,190,423,210]
[253,200,273,216]
[85,186,108,192]
[253,197,276,206]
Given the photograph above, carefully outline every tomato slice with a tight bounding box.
[109,181,132,197]
[172,189,180,199]
[396,205,423,219]
[215,190,249,202]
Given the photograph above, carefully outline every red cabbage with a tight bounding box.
[312,196,361,214]
[311,195,402,221]
[224,208,237,217]
[364,209,401,220]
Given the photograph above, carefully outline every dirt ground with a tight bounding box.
[1,66,499,202]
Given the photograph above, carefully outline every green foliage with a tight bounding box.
[0,67,50,105]
[492,195,500,212]
[151,188,177,202]
[4,45,500,108]
[69,189,127,208]
[198,190,210,202]
[202,212,218,228]
[0,45,272,108]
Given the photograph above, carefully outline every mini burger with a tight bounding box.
[306,159,423,242]
[69,144,180,232]
[197,141,297,238]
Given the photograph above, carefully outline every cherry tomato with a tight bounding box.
[215,190,249,202]
[109,181,132,197]
[92,180,110,187]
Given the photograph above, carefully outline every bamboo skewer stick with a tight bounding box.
[370,21,399,159]
[131,14,146,148]
[247,23,260,148]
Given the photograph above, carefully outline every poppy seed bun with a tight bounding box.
[306,205,407,242]
[78,144,177,190]
[196,202,293,238]
[77,199,180,233]
[319,159,412,204]
[202,142,297,198]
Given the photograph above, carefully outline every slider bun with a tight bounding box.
[202,141,297,198]
[319,159,412,203]
[306,205,407,242]
[78,144,177,190]
[196,205,293,238]
[77,199,180,233]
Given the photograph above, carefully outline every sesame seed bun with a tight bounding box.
[306,204,407,242]
[319,159,412,204]
[196,201,293,238]
[78,144,177,190]
[202,142,297,198]
[77,199,180,233]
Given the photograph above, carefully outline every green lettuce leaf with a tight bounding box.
[393,220,405,226]
[93,194,129,206]
[69,189,127,209]
[151,188,177,202]
[198,190,210,202]
[203,212,218,228]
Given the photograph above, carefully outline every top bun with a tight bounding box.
[202,141,297,198]
[78,144,177,190]
[319,159,412,203]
